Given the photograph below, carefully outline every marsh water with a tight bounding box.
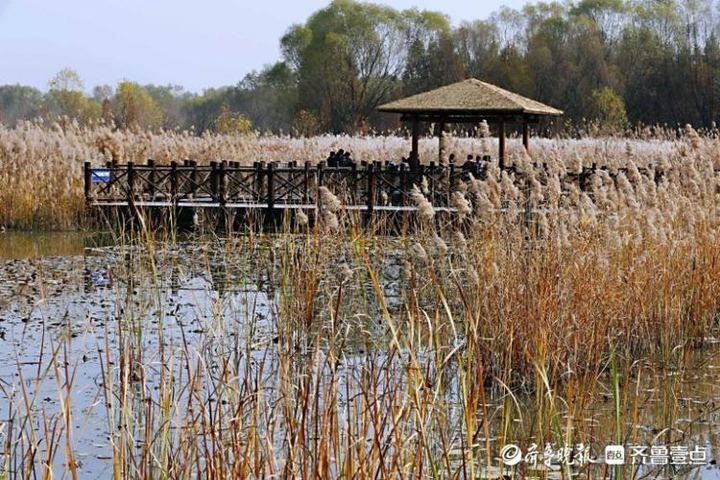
[0,232,719,479]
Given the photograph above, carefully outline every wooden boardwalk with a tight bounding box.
[84,160,469,215]
[84,159,670,230]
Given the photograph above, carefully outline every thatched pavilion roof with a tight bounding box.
[377,78,563,118]
[377,78,563,168]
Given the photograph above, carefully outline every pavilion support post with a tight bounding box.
[498,121,506,170]
[522,118,530,153]
[437,118,446,164]
[411,116,419,165]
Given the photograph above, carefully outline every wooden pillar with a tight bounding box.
[437,118,446,164]
[266,162,275,211]
[411,116,419,163]
[218,161,226,206]
[84,161,92,203]
[210,161,218,201]
[498,121,506,170]
[303,161,310,204]
[126,161,135,207]
[366,162,375,214]
[254,162,263,203]
[316,161,325,212]
[522,118,530,153]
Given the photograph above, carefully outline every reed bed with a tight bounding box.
[0,119,685,229]
[2,220,719,478]
[0,121,719,478]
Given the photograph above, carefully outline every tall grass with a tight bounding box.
[0,121,719,477]
[0,118,699,229]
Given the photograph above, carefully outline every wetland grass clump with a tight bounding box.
[1,122,720,477]
[98,213,720,478]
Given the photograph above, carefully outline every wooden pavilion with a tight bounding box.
[377,78,563,169]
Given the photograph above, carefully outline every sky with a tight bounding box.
[0,0,529,93]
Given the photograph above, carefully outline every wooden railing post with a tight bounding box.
[210,161,219,202]
[303,161,310,204]
[218,161,226,206]
[267,162,275,211]
[366,162,375,213]
[84,161,92,203]
[317,161,325,210]
[256,162,265,204]
[317,161,325,188]
[350,161,357,205]
[250,162,258,202]
[398,162,408,203]
[127,161,135,207]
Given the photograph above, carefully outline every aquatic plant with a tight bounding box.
[0,122,719,478]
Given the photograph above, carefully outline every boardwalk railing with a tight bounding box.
[85,160,468,212]
[85,159,670,219]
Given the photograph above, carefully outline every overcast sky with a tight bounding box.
[0,0,529,93]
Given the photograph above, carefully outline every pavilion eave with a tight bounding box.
[397,111,545,124]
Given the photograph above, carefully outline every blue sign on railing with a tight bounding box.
[91,169,111,184]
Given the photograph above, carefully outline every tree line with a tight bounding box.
[2,0,720,135]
